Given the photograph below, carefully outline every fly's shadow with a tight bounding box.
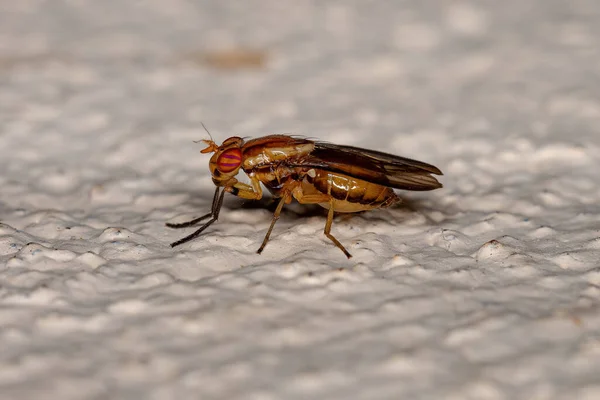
[172,188,441,227]
[238,193,325,218]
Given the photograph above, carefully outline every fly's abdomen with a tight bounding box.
[308,169,399,212]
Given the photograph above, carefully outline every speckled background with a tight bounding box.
[1,1,600,399]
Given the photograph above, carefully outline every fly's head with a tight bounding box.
[201,136,244,186]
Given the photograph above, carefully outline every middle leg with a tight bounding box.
[257,193,290,254]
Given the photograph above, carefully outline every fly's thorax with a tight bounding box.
[242,141,315,169]
[252,164,300,196]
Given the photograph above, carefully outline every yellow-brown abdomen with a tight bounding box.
[306,169,399,212]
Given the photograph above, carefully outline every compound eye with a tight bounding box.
[216,148,242,173]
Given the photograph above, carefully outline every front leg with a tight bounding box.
[166,186,220,229]
[168,175,263,248]
[168,187,226,247]
[225,174,263,200]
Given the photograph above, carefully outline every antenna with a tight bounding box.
[196,122,219,153]
[201,122,214,142]
[193,122,215,143]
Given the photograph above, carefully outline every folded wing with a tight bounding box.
[290,141,443,191]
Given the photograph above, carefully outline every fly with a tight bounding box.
[167,131,443,258]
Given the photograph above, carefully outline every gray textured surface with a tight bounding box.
[1,1,600,399]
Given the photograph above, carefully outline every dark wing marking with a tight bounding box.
[290,142,443,191]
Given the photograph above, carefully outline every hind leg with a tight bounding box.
[323,199,352,258]
[292,187,352,258]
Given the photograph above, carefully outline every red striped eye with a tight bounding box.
[217,148,242,173]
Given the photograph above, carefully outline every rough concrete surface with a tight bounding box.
[1,1,600,399]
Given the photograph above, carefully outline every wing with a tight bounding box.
[289,141,443,191]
